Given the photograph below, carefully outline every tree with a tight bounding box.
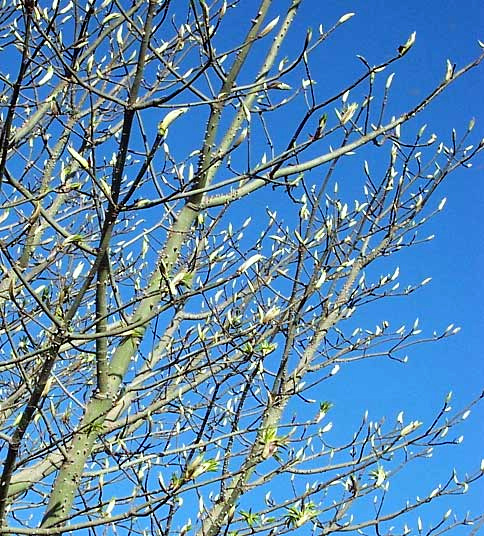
[0,0,482,534]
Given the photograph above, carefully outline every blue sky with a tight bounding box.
[220,0,483,530]
[1,1,481,532]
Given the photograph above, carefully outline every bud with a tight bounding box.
[445,59,454,81]
[400,420,422,437]
[339,102,358,124]
[67,146,89,169]
[338,12,355,24]
[262,307,280,323]
[398,31,416,56]
[259,16,279,38]
[385,72,395,89]
[158,108,188,136]
[330,364,340,376]
[233,128,247,149]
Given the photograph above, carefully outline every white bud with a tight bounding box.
[385,72,395,89]
[38,66,54,86]
[158,108,188,136]
[340,203,348,220]
[339,102,358,124]
[237,254,263,274]
[400,420,422,437]
[233,128,247,149]
[105,497,116,516]
[262,307,280,323]
[330,364,340,376]
[67,146,89,169]
[399,31,416,56]
[338,12,355,24]
[321,422,333,433]
[72,262,84,280]
[259,16,280,38]
[445,59,454,82]
[315,270,327,289]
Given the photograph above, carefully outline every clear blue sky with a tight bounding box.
[3,1,481,532]
[222,0,483,530]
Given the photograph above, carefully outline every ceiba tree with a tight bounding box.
[0,1,482,535]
